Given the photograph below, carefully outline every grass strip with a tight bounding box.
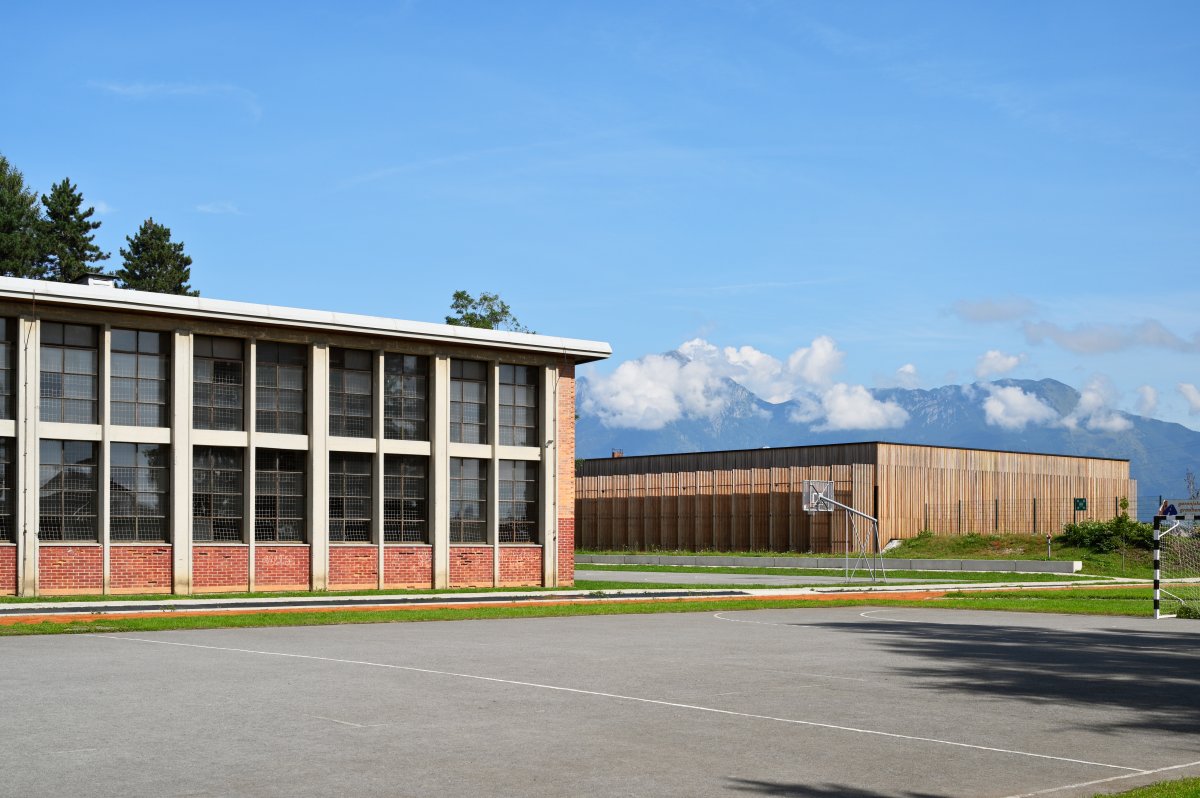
[0,586,1163,636]
[1097,777,1200,797]
[580,563,1098,582]
[0,584,578,605]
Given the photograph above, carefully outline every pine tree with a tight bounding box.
[42,178,109,283]
[0,154,49,279]
[116,218,198,295]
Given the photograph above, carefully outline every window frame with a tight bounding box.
[254,448,306,542]
[383,353,428,441]
[193,335,245,431]
[450,359,488,444]
[384,454,428,543]
[193,446,245,543]
[449,457,487,543]
[110,328,170,428]
[40,322,99,424]
[255,341,307,435]
[329,451,372,543]
[110,442,170,543]
[38,439,99,542]
[329,348,374,439]
[498,364,539,447]
[499,460,539,544]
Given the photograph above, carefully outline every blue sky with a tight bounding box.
[3,1,1198,430]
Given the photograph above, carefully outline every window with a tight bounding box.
[499,461,538,543]
[194,336,244,430]
[38,439,98,541]
[111,443,169,542]
[384,455,427,542]
[383,354,428,441]
[450,359,487,444]
[193,447,244,542]
[330,348,373,438]
[256,341,306,434]
[111,329,169,427]
[40,322,98,423]
[254,449,305,542]
[0,319,13,420]
[329,452,372,542]
[450,457,486,543]
[0,439,12,542]
[499,365,538,446]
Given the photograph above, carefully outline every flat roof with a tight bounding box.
[0,276,611,363]
[586,440,1129,463]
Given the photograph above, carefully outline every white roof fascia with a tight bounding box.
[0,276,611,363]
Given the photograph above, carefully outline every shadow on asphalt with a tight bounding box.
[727,778,947,797]
[816,619,1200,735]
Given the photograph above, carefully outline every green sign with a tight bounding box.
[1074,498,1087,511]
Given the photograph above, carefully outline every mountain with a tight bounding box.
[575,376,1200,514]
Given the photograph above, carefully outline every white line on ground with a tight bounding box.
[103,635,1142,773]
[999,758,1200,798]
[304,714,389,729]
[859,610,928,623]
[712,612,819,628]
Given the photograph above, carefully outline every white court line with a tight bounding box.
[1000,758,1200,798]
[860,609,928,623]
[712,612,819,628]
[304,714,389,729]
[102,635,1141,773]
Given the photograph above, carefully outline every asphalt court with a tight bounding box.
[1,607,1198,798]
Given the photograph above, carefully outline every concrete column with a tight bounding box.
[16,317,38,596]
[309,343,329,590]
[430,356,449,589]
[375,350,385,589]
[489,360,500,588]
[99,325,111,594]
[171,331,193,594]
[245,338,256,592]
[541,365,557,587]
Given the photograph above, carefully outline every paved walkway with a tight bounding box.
[575,569,922,586]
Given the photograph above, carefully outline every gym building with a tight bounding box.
[0,275,610,596]
[576,442,1137,553]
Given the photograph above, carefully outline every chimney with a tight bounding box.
[71,273,119,288]
[611,449,624,458]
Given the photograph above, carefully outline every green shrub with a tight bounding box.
[1059,515,1153,552]
[1178,604,1200,620]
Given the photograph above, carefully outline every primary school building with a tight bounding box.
[0,276,610,596]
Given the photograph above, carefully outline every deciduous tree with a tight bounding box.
[445,290,531,332]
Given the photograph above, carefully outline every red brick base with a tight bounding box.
[499,546,543,586]
[329,545,378,589]
[449,546,493,587]
[110,546,173,594]
[255,545,311,590]
[558,517,575,587]
[193,546,250,593]
[383,546,433,588]
[0,545,16,595]
[39,545,103,595]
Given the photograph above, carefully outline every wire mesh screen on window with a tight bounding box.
[194,336,244,431]
[330,348,373,438]
[193,446,244,542]
[255,449,306,542]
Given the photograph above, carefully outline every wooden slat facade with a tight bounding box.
[575,442,1136,553]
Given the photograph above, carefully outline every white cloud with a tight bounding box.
[894,363,920,389]
[974,349,1024,379]
[91,81,262,120]
[951,297,1035,323]
[1180,383,1200,415]
[92,200,115,214]
[580,354,731,430]
[982,386,1058,430]
[815,384,909,431]
[1136,385,1158,417]
[786,335,844,387]
[1062,377,1131,433]
[196,200,241,215]
[1023,320,1200,354]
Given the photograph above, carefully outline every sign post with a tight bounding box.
[1073,497,1087,527]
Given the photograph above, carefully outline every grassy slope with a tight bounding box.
[1100,778,1200,797]
[579,533,1154,578]
[580,563,1098,583]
